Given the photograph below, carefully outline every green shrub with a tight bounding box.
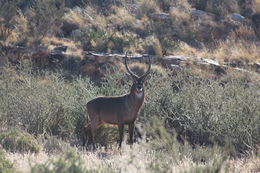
[0,63,259,154]
[0,64,96,139]
[0,149,14,173]
[141,71,260,154]
[0,129,40,153]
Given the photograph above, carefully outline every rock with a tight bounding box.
[231,13,245,23]
[150,12,170,20]
[190,9,216,20]
[170,64,181,69]
[162,55,190,67]
[202,58,220,66]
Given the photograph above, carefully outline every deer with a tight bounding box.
[83,53,152,149]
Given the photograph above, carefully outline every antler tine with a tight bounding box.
[140,55,152,79]
[124,52,138,78]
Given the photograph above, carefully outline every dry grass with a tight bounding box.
[175,40,260,65]
[137,0,160,18]
[227,155,260,173]
[255,0,260,12]
[108,8,137,29]
[210,40,260,63]
[42,36,83,58]
[129,62,167,77]
[4,143,260,173]
[63,7,107,30]
[169,7,191,22]
[143,36,163,57]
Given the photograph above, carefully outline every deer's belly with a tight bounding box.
[100,111,137,125]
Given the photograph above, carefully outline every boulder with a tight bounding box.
[190,9,216,21]
[150,12,170,20]
[162,55,190,66]
[202,58,220,66]
[231,13,246,23]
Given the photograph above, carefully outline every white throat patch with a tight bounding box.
[135,91,144,99]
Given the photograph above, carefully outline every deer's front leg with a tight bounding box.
[129,123,134,145]
[118,124,124,148]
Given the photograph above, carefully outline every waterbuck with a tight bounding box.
[83,54,151,149]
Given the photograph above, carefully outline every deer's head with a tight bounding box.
[124,54,151,94]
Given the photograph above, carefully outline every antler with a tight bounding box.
[140,56,151,79]
[124,52,138,79]
[124,53,152,79]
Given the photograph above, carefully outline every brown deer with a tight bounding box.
[83,54,151,149]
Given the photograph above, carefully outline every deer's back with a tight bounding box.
[87,95,133,124]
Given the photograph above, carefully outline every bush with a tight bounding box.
[147,127,229,173]
[0,63,259,153]
[0,149,14,173]
[0,64,96,140]
[141,71,260,154]
[0,129,40,153]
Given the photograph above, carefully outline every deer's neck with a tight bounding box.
[127,85,144,111]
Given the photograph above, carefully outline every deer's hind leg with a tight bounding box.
[83,124,92,149]
[88,115,103,150]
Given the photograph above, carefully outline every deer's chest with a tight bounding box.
[121,102,143,124]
